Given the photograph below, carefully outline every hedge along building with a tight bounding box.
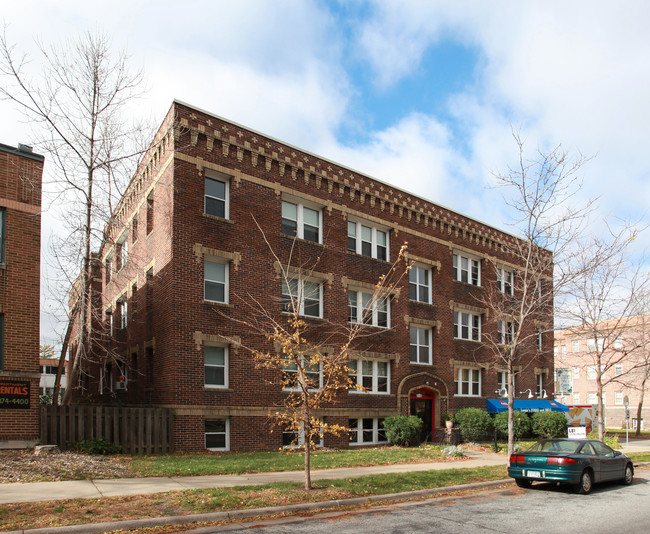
[72,101,555,452]
[0,143,43,448]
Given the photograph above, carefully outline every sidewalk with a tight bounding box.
[0,449,507,505]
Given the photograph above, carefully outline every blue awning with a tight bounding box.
[486,399,570,413]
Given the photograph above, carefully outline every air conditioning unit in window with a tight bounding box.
[116,381,127,391]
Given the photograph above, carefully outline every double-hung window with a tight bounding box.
[498,320,514,345]
[205,418,229,451]
[454,311,481,341]
[204,171,229,218]
[204,260,229,304]
[348,290,389,328]
[349,360,389,393]
[455,367,481,397]
[204,345,228,388]
[497,371,508,395]
[281,201,321,243]
[117,295,128,329]
[453,253,480,285]
[409,265,431,303]
[409,327,432,364]
[282,279,322,318]
[497,267,513,294]
[347,221,388,261]
[283,355,322,391]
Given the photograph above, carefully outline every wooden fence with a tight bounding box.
[41,405,174,454]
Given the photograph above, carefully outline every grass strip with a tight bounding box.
[124,446,453,477]
[0,465,507,532]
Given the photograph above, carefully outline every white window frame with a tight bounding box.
[205,418,230,451]
[453,253,481,286]
[204,345,229,388]
[348,290,390,328]
[348,417,388,446]
[572,340,580,353]
[117,295,128,330]
[561,345,567,358]
[497,267,514,295]
[204,259,229,304]
[282,278,323,318]
[615,363,623,376]
[497,370,508,396]
[537,330,543,351]
[409,264,431,303]
[409,326,432,365]
[587,365,596,380]
[573,392,581,404]
[204,171,230,219]
[454,310,481,341]
[282,422,324,449]
[347,220,389,261]
[588,392,597,404]
[573,366,580,379]
[282,355,323,391]
[615,391,624,405]
[348,359,390,394]
[454,366,482,397]
[281,200,322,243]
[498,320,514,345]
[556,368,573,394]
[536,373,544,398]
[614,335,623,349]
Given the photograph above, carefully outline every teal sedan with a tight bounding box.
[508,438,634,494]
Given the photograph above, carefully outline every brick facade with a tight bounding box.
[0,143,43,447]
[75,101,554,451]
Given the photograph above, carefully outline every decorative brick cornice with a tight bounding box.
[272,261,334,287]
[449,300,489,317]
[347,350,400,362]
[193,331,242,351]
[194,244,242,270]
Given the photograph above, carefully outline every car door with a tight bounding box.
[578,442,602,481]
[591,441,623,481]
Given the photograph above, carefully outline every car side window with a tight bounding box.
[579,443,596,455]
[592,442,614,456]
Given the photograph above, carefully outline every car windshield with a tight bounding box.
[527,440,581,453]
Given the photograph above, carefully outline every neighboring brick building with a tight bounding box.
[555,315,650,429]
[74,101,554,451]
[0,143,43,448]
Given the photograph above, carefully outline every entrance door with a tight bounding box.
[410,389,436,443]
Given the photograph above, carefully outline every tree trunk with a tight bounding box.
[636,375,647,437]
[52,303,78,406]
[507,362,515,459]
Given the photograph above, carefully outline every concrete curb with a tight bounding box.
[4,478,512,534]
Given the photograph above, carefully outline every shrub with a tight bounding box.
[494,410,532,439]
[587,430,621,449]
[383,415,422,446]
[73,438,122,455]
[454,408,494,442]
[531,411,568,438]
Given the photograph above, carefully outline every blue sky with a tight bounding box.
[1,0,649,345]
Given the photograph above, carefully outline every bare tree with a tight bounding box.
[562,241,649,440]
[223,223,409,490]
[480,132,595,457]
[0,28,149,404]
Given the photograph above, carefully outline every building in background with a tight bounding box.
[0,143,43,448]
[554,314,650,429]
[39,359,70,403]
[73,101,555,451]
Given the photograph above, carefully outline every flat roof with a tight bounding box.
[0,142,44,162]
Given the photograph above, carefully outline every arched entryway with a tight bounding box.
[410,388,436,443]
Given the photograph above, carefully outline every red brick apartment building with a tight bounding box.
[74,101,554,451]
[555,315,650,429]
[0,143,43,448]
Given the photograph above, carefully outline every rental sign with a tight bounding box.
[0,379,31,409]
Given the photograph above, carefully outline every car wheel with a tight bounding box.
[576,470,593,494]
[621,464,633,485]
[515,478,532,489]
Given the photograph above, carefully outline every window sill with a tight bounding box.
[409,361,433,366]
[454,338,481,343]
[205,386,233,391]
[454,394,484,398]
[346,250,389,263]
[349,390,392,396]
[204,300,233,308]
[203,213,234,224]
[281,234,324,247]
[453,280,482,288]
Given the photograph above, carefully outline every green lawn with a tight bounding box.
[125,445,454,477]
